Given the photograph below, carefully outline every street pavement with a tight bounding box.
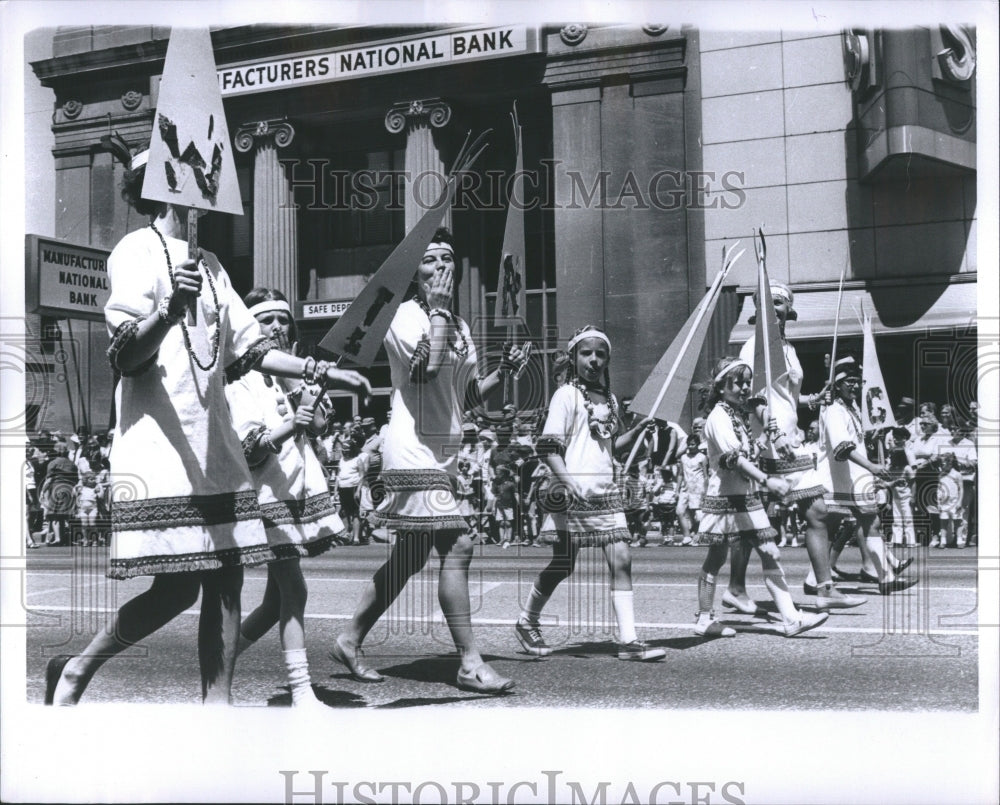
[23,540,979,710]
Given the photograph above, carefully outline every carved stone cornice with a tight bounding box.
[384,98,452,134]
[234,119,296,153]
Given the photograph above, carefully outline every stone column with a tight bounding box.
[234,119,297,296]
[384,99,452,234]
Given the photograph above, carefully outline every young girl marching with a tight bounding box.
[694,356,828,638]
[226,288,348,707]
[513,326,664,661]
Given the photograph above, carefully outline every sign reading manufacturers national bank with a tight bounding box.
[219,26,537,97]
[26,235,111,323]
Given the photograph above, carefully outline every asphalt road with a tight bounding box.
[23,540,979,711]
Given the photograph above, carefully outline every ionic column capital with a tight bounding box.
[234,118,296,153]
[384,98,452,134]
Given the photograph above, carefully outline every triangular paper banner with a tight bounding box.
[861,307,896,432]
[628,287,722,423]
[317,188,452,366]
[318,130,490,367]
[751,252,788,404]
[142,28,242,215]
[493,108,527,329]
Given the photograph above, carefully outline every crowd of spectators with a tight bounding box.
[24,394,979,553]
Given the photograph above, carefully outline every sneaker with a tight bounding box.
[514,621,553,657]
[617,640,666,661]
[679,537,693,546]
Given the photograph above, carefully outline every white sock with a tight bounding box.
[283,648,317,705]
[521,584,551,625]
[612,589,638,644]
[763,569,800,624]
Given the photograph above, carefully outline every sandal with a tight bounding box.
[456,663,515,694]
[329,637,384,683]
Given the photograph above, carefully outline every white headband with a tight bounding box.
[249,299,292,318]
[714,358,751,384]
[568,329,611,352]
[130,149,149,171]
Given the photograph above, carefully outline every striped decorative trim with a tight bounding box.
[408,333,431,384]
[108,542,274,579]
[224,336,275,384]
[701,493,766,514]
[760,454,816,474]
[537,526,632,546]
[369,511,469,532]
[107,318,157,376]
[111,489,263,531]
[832,441,856,462]
[540,489,626,516]
[259,492,338,528]
[698,526,777,545]
[381,469,453,492]
[785,484,827,503]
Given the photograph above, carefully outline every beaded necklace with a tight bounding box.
[569,378,620,440]
[719,401,755,460]
[836,397,864,439]
[415,297,470,358]
[150,222,221,371]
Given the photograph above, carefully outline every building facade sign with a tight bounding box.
[25,235,111,323]
[297,299,353,320]
[219,26,536,97]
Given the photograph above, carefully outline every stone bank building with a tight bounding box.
[27,23,978,430]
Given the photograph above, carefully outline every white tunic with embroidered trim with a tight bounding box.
[104,226,272,579]
[697,403,776,544]
[536,384,630,546]
[740,335,827,501]
[820,398,879,515]
[226,370,346,557]
[373,299,477,532]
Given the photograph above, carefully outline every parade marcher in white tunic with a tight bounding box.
[695,357,828,638]
[330,228,526,694]
[46,149,370,706]
[728,282,865,613]
[820,356,916,595]
[513,326,666,662]
[227,288,348,708]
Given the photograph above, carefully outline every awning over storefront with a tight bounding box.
[728,278,977,343]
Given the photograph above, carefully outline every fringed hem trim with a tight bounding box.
[107,542,274,579]
[537,527,632,547]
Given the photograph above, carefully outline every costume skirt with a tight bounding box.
[370,469,469,533]
[698,493,777,545]
[759,453,827,503]
[537,490,631,547]
[258,491,344,561]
